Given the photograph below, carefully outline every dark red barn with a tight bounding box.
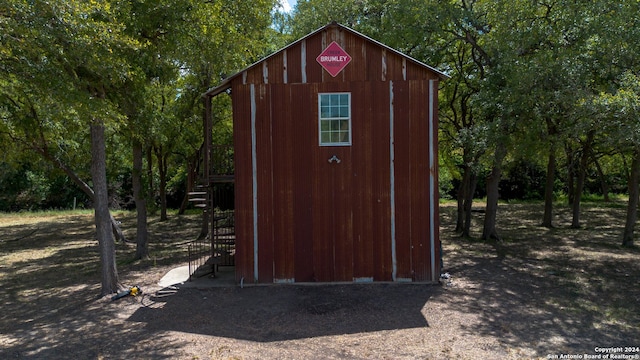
[202,23,446,284]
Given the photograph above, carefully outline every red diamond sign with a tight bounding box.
[316,41,352,77]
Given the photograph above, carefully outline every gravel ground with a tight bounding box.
[1,204,638,359]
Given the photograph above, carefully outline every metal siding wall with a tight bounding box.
[391,81,413,280]
[409,80,430,281]
[287,43,303,84]
[366,43,384,82]
[304,34,324,83]
[326,84,354,282]
[268,52,285,85]
[311,118,334,281]
[386,52,405,81]
[347,33,367,82]
[430,78,441,279]
[371,82,393,281]
[332,143,354,282]
[229,28,441,283]
[292,84,315,281]
[232,83,255,283]
[254,84,275,283]
[351,81,375,280]
[271,83,295,281]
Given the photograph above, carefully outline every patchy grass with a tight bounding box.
[0,202,639,359]
[440,200,640,355]
[0,210,200,319]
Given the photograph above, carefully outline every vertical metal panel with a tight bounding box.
[409,80,430,281]
[285,44,302,84]
[255,84,275,283]
[366,42,383,82]
[392,80,413,281]
[266,52,285,85]
[429,78,441,281]
[386,50,405,81]
[262,62,269,84]
[232,83,254,283]
[311,115,335,281]
[388,80,396,281]
[283,50,288,84]
[381,49,387,81]
[305,33,323,83]
[405,61,431,81]
[244,65,261,85]
[327,84,354,281]
[351,81,375,280]
[291,84,315,281]
[402,58,407,81]
[371,81,393,281]
[271,83,295,282]
[332,142,354,281]
[250,84,259,282]
[344,32,367,81]
[301,40,307,83]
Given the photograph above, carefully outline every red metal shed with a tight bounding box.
[203,23,446,284]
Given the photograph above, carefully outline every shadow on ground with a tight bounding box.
[129,283,437,342]
[438,203,640,356]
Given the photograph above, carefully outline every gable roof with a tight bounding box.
[203,22,448,98]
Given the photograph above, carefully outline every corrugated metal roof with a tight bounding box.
[203,22,448,98]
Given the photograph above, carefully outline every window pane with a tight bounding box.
[339,94,348,105]
[320,120,330,131]
[321,94,331,107]
[330,120,339,131]
[320,106,330,118]
[339,105,348,117]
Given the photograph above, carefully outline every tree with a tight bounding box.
[1,0,146,295]
[594,72,640,246]
[91,119,121,292]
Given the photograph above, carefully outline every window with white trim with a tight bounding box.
[318,93,351,146]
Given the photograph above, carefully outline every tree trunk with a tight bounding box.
[542,145,556,228]
[482,142,507,241]
[155,145,168,221]
[132,140,149,260]
[33,146,127,242]
[591,152,610,202]
[463,173,478,237]
[146,146,154,206]
[622,148,640,247]
[90,122,120,296]
[571,131,594,229]
[565,143,576,206]
[455,166,469,233]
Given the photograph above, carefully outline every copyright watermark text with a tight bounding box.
[547,347,640,359]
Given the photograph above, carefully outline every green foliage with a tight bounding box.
[1,0,638,212]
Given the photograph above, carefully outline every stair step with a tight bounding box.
[188,192,207,196]
[188,198,208,202]
[194,204,208,208]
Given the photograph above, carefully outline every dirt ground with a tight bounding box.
[1,203,639,359]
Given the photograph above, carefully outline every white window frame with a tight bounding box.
[318,92,352,146]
